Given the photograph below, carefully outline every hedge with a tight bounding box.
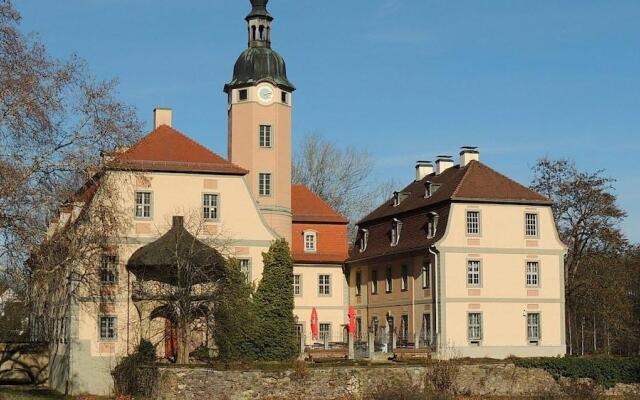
[514,356,640,388]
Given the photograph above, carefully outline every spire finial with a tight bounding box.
[247,0,272,21]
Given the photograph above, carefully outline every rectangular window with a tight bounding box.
[385,267,393,293]
[135,191,152,218]
[525,213,539,237]
[203,194,219,220]
[468,313,482,341]
[304,232,316,252]
[527,313,540,341]
[355,272,362,296]
[526,261,540,287]
[422,313,432,344]
[355,317,362,340]
[401,265,408,291]
[293,274,302,296]
[319,323,331,342]
[281,91,289,104]
[100,255,118,285]
[422,262,431,289]
[319,274,331,296]
[371,317,379,339]
[239,259,251,282]
[259,125,272,148]
[467,260,481,287]
[238,89,248,101]
[99,316,117,340]
[400,315,409,342]
[466,211,480,235]
[258,173,272,196]
[371,270,378,294]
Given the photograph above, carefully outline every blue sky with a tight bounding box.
[15,0,640,241]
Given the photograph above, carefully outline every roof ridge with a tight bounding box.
[451,161,475,198]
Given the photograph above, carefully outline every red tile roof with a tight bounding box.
[291,184,349,224]
[108,125,247,175]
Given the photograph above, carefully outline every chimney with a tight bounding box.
[460,146,480,167]
[172,216,184,228]
[435,155,454,175]
[153,108,173,129]
[415,161,434,181]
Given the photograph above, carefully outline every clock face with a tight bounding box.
[257,85,274,104]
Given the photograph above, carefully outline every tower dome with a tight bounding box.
[224,0,295,93]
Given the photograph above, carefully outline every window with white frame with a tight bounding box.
[293,274,302,296]
[526,261,540,287]
[355,271,362,296]
[258,173,272,196]
[401,265,408,291]
[468,313,482,341]
[259,125,272,148]
[203,194,219,220]
[319,274,331,295]
[304,231,317,252]
[239,259,251,282]
[391,218,402,246]
[100,255,118,285]
[135,191,152,218]
[319,323,331,342]
[422,262,431,289]
[467,260,481,287]
[385,267,393,293]
[426,212,438,238]
[466,211,480,235]
[525,213,539,237]
[422,313,432,344]
[371,270,378,294]
[359,229,369,252]
[527,313,540,342]
[99,316,117,340]
[400,315,409,342]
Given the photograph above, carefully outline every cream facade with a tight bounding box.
[348,151,567,359]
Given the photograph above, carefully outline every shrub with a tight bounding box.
[253,239,297,361]
[515,356,640,388]
[291,360,309,381]
[424,360,459,395]
[111,341,158,397]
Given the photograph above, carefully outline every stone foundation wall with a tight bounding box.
[0,342,49,385]
[153,363,639,400]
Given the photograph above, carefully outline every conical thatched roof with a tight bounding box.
[127,216,226,285]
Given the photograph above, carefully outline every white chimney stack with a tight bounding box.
[460,146,480,167]
[435,155,454,175]
[153,107,173,129]
[415,161,434,181]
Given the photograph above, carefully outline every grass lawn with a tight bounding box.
[0,387,68,400]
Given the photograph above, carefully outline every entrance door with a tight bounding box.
[164,319,178,362]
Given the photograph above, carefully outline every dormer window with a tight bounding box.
[426,212,439,239]
[304,230,317,253]
[391,218,403,246]
[359,228,369,253]
[425,182,441,198]
[393,191,410,207]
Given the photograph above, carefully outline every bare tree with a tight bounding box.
[0,0,141,341]
[292,133,397,236]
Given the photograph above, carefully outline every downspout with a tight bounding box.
[428,246,440,351]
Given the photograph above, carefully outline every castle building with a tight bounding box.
[347,150,567,358]
[45,1,348,395]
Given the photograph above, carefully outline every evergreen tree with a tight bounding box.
[253,239,297,361]
[213,258,257,361]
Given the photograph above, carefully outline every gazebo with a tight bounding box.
[126,216,226,362]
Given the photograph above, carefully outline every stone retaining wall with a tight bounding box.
[0,342,49,384]
[153,363,640,400]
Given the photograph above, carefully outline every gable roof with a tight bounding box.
[359,160,550,225]
[108,125,248,175]
[291,184,349,224]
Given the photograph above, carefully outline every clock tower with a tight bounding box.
[224,0,295,242]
